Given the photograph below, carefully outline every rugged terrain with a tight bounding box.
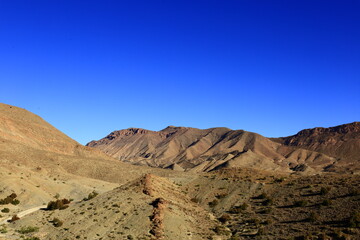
[0,103,359,239]
[0,103,189,239]
[86,124,359,173]
[273,122,360,173]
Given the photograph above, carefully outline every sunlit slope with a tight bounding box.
[88,126,336,173]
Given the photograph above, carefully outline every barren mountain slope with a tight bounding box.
[87,126,336,173]
[0,103,182,210]
[273,122,360,173]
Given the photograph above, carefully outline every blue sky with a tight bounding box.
[0,0,359,144]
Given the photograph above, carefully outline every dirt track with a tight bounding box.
[0,205,47,225]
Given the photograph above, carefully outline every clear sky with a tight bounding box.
[0,0,359,144]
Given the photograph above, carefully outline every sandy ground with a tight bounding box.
[0,205,47,225]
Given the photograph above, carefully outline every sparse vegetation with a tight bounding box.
[46,198,71,210]
[83,191,99,201]
[52,217,63,227]
[306,212,319,222]
[262,197,273,206]
[257,193,268,199]
[190,197,200,203]
[0,193,20,205]
[274,177,285,183]
[215,193,228,199]
[208,199,219,208]
[348,188,360,196]
[320,199,332,206]
[0,224,7,233]
[319,187,330,195]
[347,211,360,228]
[1,207,10,213]
[213,225,231,235]
[259,207,272,214]
[11,199,20,205]
[9,215,20,222]
[229,203,248,213]
[218,214,231,223]
[294,200,307,207]
[16,226,39,234]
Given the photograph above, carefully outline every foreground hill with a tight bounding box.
[10,174,223,240]
[0,103,175,208]
[273,122,360,173]
[5,169,360,240]
[87,126,339,173]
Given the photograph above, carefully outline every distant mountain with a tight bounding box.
[87,126,340,173]
[272,122,360,172]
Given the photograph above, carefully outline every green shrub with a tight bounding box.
[1,208,10,213]
[11,199,20,205]
[0,193,18,205]
[17,226,39,234]
[0,225,7,233]
[83,191,99,201]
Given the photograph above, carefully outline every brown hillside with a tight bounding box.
[9,174,224,240]
[0,103,177,209]
[273,122,360,173]
[0,103,359,240]
[87,126,337,173]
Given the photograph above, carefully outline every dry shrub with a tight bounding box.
[47,198,71,210]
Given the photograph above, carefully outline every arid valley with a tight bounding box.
[0,103,359,240]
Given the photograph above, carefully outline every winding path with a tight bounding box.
[0,205,47,225]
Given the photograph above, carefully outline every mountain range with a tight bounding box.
[0,103,359,240]
[87,122,360,174]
